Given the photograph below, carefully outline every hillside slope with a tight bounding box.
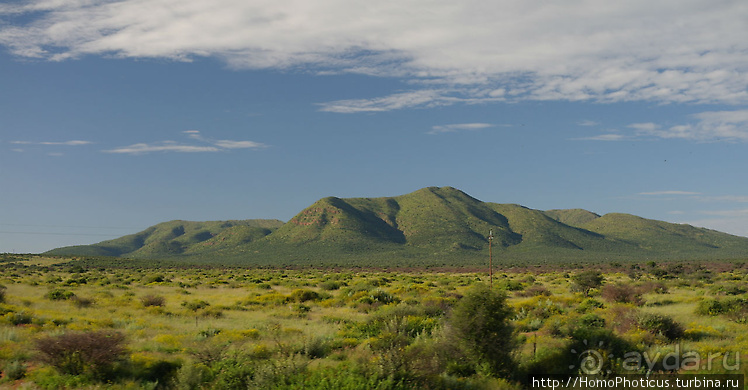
[45,187,748,265]
[46,219,284,258]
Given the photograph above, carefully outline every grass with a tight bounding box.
[0,256,746,388]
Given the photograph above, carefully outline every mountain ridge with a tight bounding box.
[45,187,748,265]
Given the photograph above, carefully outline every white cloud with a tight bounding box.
[104,142,221,154]
[638,191,701,196]
[213,140,266,149]
[11,139,92,146]
[2,1,747,109]
[428,123,497,135]
[698,209,748,217]
[39,140,92,146]
[685,215,748,238]
[577,120,600,127]
[696,195,748,203]
[318,90,451,113]
[574,134,626,141]
[630,110,748,142]
[103,130,266,155]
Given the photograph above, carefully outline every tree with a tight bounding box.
[571,270,604,297]
[448,284,516,377]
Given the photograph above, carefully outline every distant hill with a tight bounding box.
[47,219,284,258]
[45,187,748,266]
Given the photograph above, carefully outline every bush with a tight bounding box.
[565,327,638,376]
[636,313,684,340]
[319,281,343,291]
[290,289,320,303]
[516,285,552,297]
[579,313,606,328]
[601,283,644,306]
[449,284,516,377]
[3,360,26,380]
[571,271,603,297]
[46,289,75,301]
[141,294,166,307]
[695,298,748,322]
[143,274,166,284]
[0,285,6,303]
[577,298,605,313]
[4,310,33,325]
[72,296,95,308]
[35,330,127,377]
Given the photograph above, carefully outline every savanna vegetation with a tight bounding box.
[0,254,746,389]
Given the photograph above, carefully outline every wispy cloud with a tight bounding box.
[577,120,600,127]
[695,195,748,203]
[104,142,222,154]
[573,134,627,141]
[2,1,747,110]
[103,131,266,155]
[629,110,748,142]
[427,123,498,135]
[684,212,748,238]
[213,140,266,149]
[10,140,92,146]
[698,209,748,217]
[318,90,451,113]
[638,191,701,196]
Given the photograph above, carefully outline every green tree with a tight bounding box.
[571,270,604,297]
[448,284,516,377]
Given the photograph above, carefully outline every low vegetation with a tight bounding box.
[0,254,745,389]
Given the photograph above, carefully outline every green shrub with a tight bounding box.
[46,289,75,301]
[0,285,6,303]
[128,354,181,384]
[182,300,210,311]
[571,271,603,297]
[3,360,26,380]
[319,281,343,291]
[577,298,605,313]
[636,313,684,340]
[4,310,33,325]
[290,289,320,302]
[211,356,255,390]
[369,289,398,304]
[175,362,211,390]
[579,313,606,328]
[695,298,748,323]
[696,299,726,316]
[449,284,516,377]
[143,274,166,284]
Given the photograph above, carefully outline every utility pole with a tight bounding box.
[488,229,494,290]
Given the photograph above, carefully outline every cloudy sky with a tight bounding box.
[1,0,748,253]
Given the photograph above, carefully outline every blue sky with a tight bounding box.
[1,0,748,253]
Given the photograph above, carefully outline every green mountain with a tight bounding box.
[45,187,748,265]
[543,209,601,227]
[47,219,284,258]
